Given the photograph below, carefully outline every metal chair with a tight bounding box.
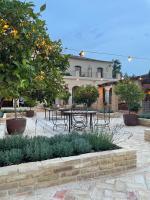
[94,106,110,131]
[71,109,88,131]
[52,109,68,131]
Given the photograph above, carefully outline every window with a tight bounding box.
[75,66,81,76]
[88,67,92,77]
[97,67,103,78]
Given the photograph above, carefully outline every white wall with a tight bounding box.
[67,57,113,79]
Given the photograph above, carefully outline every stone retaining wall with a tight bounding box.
[144,129,150,141]
[0,149,136,198]
[0,113,26,124]
[139,118,150,127]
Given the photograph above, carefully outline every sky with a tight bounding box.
[33,0,150,75]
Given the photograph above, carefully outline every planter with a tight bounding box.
[6,118,26,135]
[0,149,136,197]
[26,110,34,117]
[123,114,139,126]
[139,118,150,127]
[144,129,150,141]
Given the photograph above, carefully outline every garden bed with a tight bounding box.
[0,133,119,167]
[0,133,136,197]
[144,129,150,141]
[0,112,26,124]
[0,109,26,123]
[0,148,136,197]
[138,118,150,127]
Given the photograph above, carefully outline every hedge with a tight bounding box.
[0,132,120,167]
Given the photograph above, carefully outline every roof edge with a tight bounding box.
[68,55,113,64]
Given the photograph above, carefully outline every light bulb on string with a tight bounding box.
[79,50,85,57]
[128,56,133,62]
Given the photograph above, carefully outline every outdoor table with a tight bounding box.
[58,108,70,117]
[63,110,97,132]
[44,108,54,120]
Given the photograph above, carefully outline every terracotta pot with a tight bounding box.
[26,110,34,117]
[6,118,26,135]
[123,114,139,126]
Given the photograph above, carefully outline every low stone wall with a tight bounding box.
[139,118,150,127]
[0,113,6,124]
[0,112,26,124]
[144,129,150,141]
[0,149,136,198]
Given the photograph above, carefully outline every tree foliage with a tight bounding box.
[57,88,71,105]
[74,85,99,107]
[114,78,144,113]
[112,59,122,78]
[0,0,69,106]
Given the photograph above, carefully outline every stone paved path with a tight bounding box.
[8,165,150,200]
[2,113,150,200]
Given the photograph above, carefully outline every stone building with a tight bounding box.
[61,55,119,111]
[2,55,120,111]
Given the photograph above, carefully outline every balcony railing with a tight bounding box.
[64,70,103,78]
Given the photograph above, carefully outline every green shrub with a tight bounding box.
[24,140,53,162]
[128,103,141,112]
[1,109,27,113]
[0,132,119,167]
[72,138,92,154]
[0,151,5,167]
[2,149,23,166]
[48,134,67,145]
[0,136,29,151]
[83,132,118,151]
[53,141,74,157]
[138,113,150,119]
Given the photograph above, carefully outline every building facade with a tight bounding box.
[61,55,119,111]
[1,55,120,111]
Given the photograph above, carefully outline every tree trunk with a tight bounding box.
[0,97,5,109]
[14,99,17,119]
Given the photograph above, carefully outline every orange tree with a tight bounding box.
[74,85,99,107]
[0,0,68,117]
[115,77,144,114]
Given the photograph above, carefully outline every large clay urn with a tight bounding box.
[123,114,139,126]
[6,118,26,135]
[26,110,34,117]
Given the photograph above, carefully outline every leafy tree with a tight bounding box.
[74,85,99,107]
[0,0,68,117]
[114,78,144,114]
[112,59,122,78]
[57,89,71,105]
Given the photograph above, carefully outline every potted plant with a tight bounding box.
[115,78,144,126]
[24,97,37,117]
[0,1,69,134]
[57,88,71,107]
[73,85,99,108]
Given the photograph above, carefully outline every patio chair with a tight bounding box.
[71,110,88,131]
[52,109,68,131]
[94,106,110,131]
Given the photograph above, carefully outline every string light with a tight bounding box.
[64,47,150,62]
[79,50,85,57]
[128,56,133,62]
